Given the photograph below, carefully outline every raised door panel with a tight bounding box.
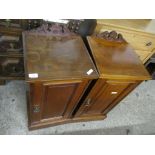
[29,80,90,124]
[42,82,80,119]
[102,82,140,115]
[76,79,135,117]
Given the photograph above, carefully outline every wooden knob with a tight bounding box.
[85,98,91,106]
[146,42,152,46]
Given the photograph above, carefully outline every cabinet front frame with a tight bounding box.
[27,79,91,127]
[75,78,140,118]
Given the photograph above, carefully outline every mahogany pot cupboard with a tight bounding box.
[75,32,151,118]
[23,26,150,130]
[23,25,99,129]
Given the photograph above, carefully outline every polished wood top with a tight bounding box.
[97,19,155,34]
[23,32,98,82]
[87,36,151,80]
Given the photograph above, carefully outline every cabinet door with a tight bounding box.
[29,80,89,124]
[75,79,137,118]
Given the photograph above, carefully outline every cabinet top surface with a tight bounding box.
[87,36,151,80]
[23,33,98,82]
[97,19,155,34]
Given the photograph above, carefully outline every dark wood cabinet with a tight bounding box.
[74,32,151,120]
[23,25,98,129]
[28,80,90,126]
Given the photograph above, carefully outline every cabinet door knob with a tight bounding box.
[85,98,91,106]
[146,42,152,46]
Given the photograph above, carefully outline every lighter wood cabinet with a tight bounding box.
[95,19,155,63]
[75,33,151,120]
[75,79,137,118]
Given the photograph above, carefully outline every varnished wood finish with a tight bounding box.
[75,35,151,120]
[23,29,99,129]
[42,80,87,119]
[102,82,141,115]
[29,82,42,123]
[23,33,98,82]
[96,20,155,63]
[87,36,151,80]
[28,80,90,127]
[25,28,151,130]
[97,19,155,34]
[75,79,138,118]
[27,90,106,130]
